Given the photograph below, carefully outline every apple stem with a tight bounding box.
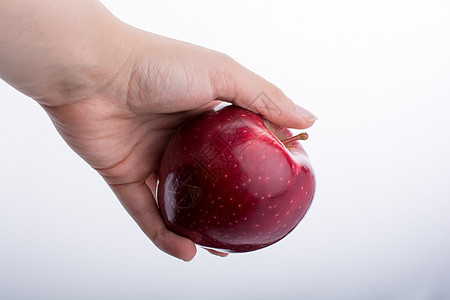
[280,132,308,146]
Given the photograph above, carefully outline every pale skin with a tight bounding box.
[0,0,317,261]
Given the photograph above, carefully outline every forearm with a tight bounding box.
[0,0,130,106]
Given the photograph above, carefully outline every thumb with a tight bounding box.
[209,54,317,129]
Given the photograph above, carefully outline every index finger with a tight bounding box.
[111,181,197,262]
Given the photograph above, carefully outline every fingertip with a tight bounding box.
[181,242,197,262]
[297,118,317,130]
[295,104,318,123]
[276,102,318,129]
[203,247,229,257]
[160,231,198,262]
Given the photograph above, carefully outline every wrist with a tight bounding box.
[36,21,137,108]
[0,0,137,108]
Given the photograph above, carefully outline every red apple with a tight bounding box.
[157,105,315,252]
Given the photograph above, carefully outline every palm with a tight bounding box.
[43,62,220,259]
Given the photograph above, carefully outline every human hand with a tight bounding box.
[0,1,317,261]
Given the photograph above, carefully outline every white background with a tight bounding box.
[1,0,450,299]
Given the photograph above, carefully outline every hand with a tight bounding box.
[0,1,317,261]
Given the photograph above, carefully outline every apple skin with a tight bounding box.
[157,105,315,253]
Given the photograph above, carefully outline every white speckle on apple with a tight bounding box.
[275,214,279,217]
[287,180,291,184]
[229,197,233,201]
[255,224,259,227]
[224,174,228,178]
[261,213,265,217]
[286,211,290,215]
[244,217,248,221]
[258,176,262,180]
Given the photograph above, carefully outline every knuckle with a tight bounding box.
[149,226,166,248]
[267,83,285,99]
[129,205,167,249]
[130,205,158,222]
[215,51,234,64]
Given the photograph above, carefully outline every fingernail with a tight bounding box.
[295,104,318,121]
